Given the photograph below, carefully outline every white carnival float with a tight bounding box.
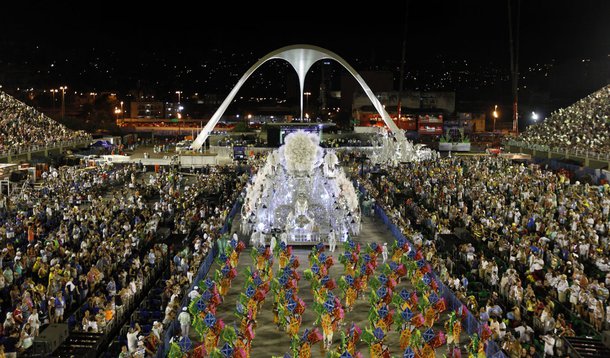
[369,127,439,167]
[241,131,360,245]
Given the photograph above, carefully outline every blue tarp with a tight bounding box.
[91,140,113,149]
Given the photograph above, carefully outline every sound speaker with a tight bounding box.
[602,331,610,348]
[267,127,281,147]
[9,170,27,182]
[32,323,69,355]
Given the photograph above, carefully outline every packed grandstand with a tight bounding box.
[0,90,90,154]
[515,85,610,154]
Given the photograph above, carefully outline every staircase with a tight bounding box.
[564,336,610,358]
[50,332,105,358]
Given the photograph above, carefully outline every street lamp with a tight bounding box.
[492,105,499,132]
[120,101,124,120]
[114,107,121,123]
[59,86,67,120]
[304,91,311,121]
[50,89,58,113]
[175,91,183,121]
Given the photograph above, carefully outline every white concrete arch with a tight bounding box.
[192,44,400,150]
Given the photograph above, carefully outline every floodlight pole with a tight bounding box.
[508,0,521,134]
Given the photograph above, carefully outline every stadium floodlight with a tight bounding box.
[531,111,539,122]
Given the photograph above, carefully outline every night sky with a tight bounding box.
[1,0,609,95]
[5,1,608,59]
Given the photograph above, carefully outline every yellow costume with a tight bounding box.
[298,342,311,358]
[375,318,387,332]
[219,278,230,296]
[247,300,258,318]
[279,252,289,269]
[287,316,301,336]
[256,256,266,271]
[370,342,383,358]
[477,342,485,357]
[345,287,356,309]
[345,264,355,277]
[392,250,403,262]
[230,251,239,267]
[347,340,356,355]
[273,306,279,325]
[360,279,368,292]
[452,321,461,344]
[235,339,250,357]
[424,307,436,327]
[399,328,411,350]
[321,314,333,336]
[204,331,218,353]
[422,343,435,358]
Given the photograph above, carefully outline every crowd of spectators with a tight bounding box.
[357,156,610,356]
[0,91,90,153]
[320,137,375,148]
[119,167,248,357]
[213,135,376,148]
[516,85,610,154]
[0,163,141,354]
[216,136,265,147]
[0,159,249,356]
[154,168,245,325]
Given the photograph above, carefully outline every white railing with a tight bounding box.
[506,140,610,161]
[0,138,92,158]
